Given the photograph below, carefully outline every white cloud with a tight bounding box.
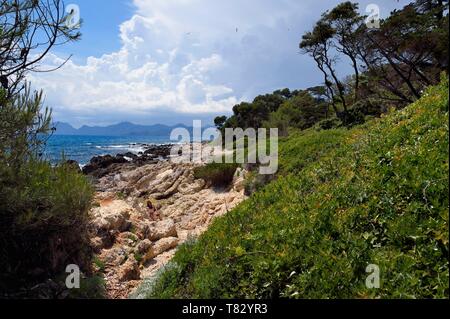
[29,0,404,126]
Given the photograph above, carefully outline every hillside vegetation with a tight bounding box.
[144,78,449,299]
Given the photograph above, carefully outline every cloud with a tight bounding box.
[29,0,404,126]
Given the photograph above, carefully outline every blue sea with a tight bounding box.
[45,135,172,166]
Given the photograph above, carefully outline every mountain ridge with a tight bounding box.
[54,121,201,136]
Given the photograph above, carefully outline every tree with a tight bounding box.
[307,85,332,117]
[302,0,448,110]
[264,90,328,134]
[300,20,348,115]
[214,115,227,131]
[357,0,448,103]
[229,91,288,129]
[273,88,293,99]
[324,2,365,103]
[1,1,93,297]
[1,0,81,96]
[252,92,285,113]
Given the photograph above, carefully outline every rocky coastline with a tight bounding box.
[81,143,247,299]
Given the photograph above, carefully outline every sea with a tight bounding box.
[45,135,173,166]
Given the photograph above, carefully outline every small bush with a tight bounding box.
[244,172,276,196]
[315,117,343,130]
[351,98,389,117]
[0,160,94,294]
[67,275,106,299]
[194,163,239,188]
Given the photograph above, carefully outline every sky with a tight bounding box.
[29,0,407,127]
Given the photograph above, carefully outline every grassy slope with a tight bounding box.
[146,79,449,299]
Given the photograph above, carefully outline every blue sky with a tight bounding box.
[30,0,406,127]
[54,1,134,60]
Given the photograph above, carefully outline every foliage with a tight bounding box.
[244,171,276,196]
[144,78,449,299]
[217,89,297,133]
[277,129,347,176]
[264,91,329,134]
[300,0,448,118]
[0,158,94,293]
[0,89,93,295]
[315,117,343,131]
[194,163,239,188]
[0,87,52,165]
[1,0,81,94]
[67,275,106,299]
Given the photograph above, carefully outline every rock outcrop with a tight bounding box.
[88,159,247,299]
[83,144,174,178]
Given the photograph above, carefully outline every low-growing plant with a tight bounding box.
[68,275,106,299]
[146,77,449,299]
[134,253,143,263]
[93,256,106,272]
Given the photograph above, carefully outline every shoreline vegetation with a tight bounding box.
[142,77,449,299]
[1,0,449,299]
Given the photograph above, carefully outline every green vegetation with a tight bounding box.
[145,77,449,299]
[67,275,106,299]
[216,88,330,138]
[93,256,106,273]
[0,89,94,295]
[0,1,96,297]
[1,0,448,300]
[134,253,144,263]
[216,1,448,136]
[194,163,239,188]
[264,91,329,136]
[277,129,347,176]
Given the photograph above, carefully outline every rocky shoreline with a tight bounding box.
[83,144,247,299]
[81,144,175,178]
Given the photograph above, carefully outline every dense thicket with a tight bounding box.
[1,0,93,297]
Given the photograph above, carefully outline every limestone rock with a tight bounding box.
[91,200,133,233]
[100,247,129,267]
[142,219,177,241]
[153,237,179,256]
[118,259,140,281]
[136,239,156,263]
[116,232,138,247]
[88,155,248,298]
[90,236,104,253]
[178,179,206,195]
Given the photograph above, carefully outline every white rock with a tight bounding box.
[142,219,177,241]
[153,237,179,256]
[91,200,132,232]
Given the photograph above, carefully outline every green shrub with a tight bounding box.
[315,117,343,130]
[353,97,390,117]
[244,172,276,196]
[194,163,239,188]
[145,78,449,299]
[0,160,94,293]
[0,89,94,295]
[67,275,106,299]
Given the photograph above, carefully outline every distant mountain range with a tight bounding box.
[54,122,201,136]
